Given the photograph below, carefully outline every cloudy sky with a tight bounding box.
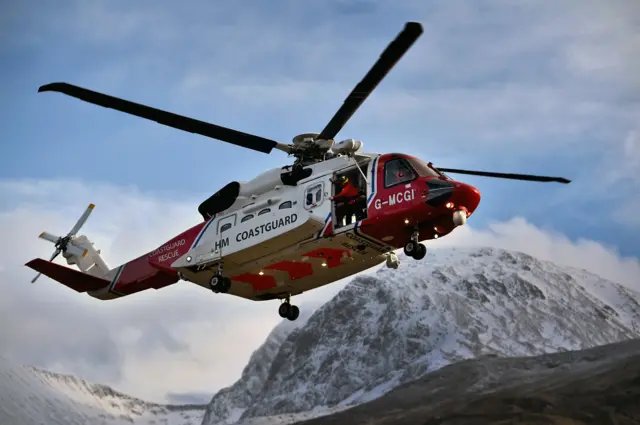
[1,0,639,404]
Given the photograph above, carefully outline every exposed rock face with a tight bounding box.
[293,338,640,425]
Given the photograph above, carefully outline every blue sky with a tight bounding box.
[1,0,639,402]
[2,0,638,256]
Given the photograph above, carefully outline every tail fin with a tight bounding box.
[25,258,110,293]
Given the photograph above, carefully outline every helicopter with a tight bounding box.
[25,22,570,321]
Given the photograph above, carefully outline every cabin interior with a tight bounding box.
[332,161,369,229]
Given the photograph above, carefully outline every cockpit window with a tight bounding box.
[384,158,417,188]
[407,157,440,178]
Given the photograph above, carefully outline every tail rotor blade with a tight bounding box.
[49,249,61,262]
[66,243,88,258]
[68,203,95,236]
[32,249,61,283]
[39,232,60,244]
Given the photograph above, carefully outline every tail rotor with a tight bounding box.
[31,203,95,283]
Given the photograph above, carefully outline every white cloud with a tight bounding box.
[598,129,640,229]
[2,178,639,403]
[431,217,640,291]
[157,0,640,162]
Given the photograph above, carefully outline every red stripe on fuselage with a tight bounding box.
[231,274,278,291]
[322,220,333,237]
[302,248,351,268]
[265,261,313,280]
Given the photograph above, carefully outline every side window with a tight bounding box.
[217,214,236,234]
[279,201,292,209]
[384,158,417,188]
[305,182,324,209]
[258,208,270,216]
[241,214,254,223]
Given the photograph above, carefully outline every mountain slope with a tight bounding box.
[0,356,206,425]
[200,306,315,425]
[203,246,640,425]
[293,338,640,425]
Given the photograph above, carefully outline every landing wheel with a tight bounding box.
[210,274,231,293]
[278,302,300,321]
[413,243,427,260]
[404,241,427,260]
[404,240,418,257]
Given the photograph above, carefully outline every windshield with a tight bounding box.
[407,157,440,178]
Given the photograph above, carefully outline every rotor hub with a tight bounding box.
[55,235,70,251]
[288,133,335,165]
[292,133,321,145]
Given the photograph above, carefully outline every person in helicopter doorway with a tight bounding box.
[331,174,362,226]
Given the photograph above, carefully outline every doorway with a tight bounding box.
[332,162,369,229]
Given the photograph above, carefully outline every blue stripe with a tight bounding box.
[323,212,331,226]
[192,214,216,248]
[316,212,332,239]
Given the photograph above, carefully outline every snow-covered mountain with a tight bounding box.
[202,246,640,425]
[0,356,206,425]
[200,307,314,425]
[3,246,639,425]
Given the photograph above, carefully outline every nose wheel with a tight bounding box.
[279,296,300,321]
[404,228,427,260]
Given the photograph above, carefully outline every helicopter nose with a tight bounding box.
[455,183,481,215]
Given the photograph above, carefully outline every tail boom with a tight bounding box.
[26,218,211,300]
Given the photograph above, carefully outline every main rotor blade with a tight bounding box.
[38,83,287,154]
[68,203,94,236]
[437,167,571,184]
[317,22,423,141]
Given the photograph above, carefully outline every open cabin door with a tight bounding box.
[331,158,371,233]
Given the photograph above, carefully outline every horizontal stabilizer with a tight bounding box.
[25,258,110,293]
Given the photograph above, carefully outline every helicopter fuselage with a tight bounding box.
[71,152,480,302]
